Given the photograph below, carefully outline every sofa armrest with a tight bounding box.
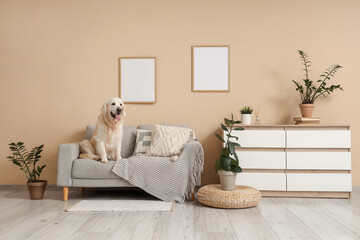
[57,142,80,187]
[179,140,204,186]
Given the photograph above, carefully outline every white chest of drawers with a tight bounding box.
[223,125,352,198]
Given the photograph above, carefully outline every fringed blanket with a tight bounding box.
[112,140,204,203]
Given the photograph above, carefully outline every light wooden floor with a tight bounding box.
[0,186,360,240]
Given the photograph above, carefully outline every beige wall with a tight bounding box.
[1,0,359,186]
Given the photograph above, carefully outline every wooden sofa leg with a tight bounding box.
[79,187,83,192]
[63,187,69,201]
[191,187,196,201]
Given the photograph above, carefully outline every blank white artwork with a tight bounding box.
[120,58,155,103]
[192,46,229,91]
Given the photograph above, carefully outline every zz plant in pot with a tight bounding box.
[292,50,343,118]
[6,142,47,200]
[240,106,253,125]
[215,113,243,190]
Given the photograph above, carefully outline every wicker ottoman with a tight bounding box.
[197,184,262,209]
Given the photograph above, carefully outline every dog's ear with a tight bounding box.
[122,104,127,117]
[101,102,107,114]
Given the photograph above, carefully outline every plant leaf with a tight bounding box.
[215,160,222,171]
[221,148,229,156]
[228,142,235,155]
[12,160,21,166]
[220,155,232,171]
[231,165,242,173]
[233,152,239,165]
[224,118,232,127]
[229,135,239,140]
[230,157,237,166]
[215,134,225,143]
[230,141,240,147]
[221,124,228,132]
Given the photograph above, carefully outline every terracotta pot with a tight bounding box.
[218,170,237,191]
[27,180,47,200]
[299,103,315,118]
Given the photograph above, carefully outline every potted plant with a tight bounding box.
[292,50,343,118]
[240,106,253,125]
[215,114,243,190]
[6,142,46,200]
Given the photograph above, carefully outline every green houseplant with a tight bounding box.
[240,106,253,125]
[7,142,47,199]
[215,114,243,190]
[292,50,343,117]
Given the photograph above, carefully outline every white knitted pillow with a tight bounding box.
[146,124,191,161]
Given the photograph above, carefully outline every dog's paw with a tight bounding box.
[100,159,109,164]
[115,157,122,161]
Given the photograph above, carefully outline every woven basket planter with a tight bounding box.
[197,184,262,209]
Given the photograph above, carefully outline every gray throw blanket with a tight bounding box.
[112,140,204,203]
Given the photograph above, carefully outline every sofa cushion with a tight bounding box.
[133,129,152,155]
[146,124,191,160]
[85,125,137,158]
[72,159,120,179]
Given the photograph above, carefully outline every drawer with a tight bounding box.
[287,173,352,192]
[236,151,286,169]
[287,152,351,170]
[236,173,286,191]
[225,130,285,148]
[286,130,351,148]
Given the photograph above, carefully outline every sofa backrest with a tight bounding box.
[138,124,195,140]
[85,125,137,158]
[138,124,190,130]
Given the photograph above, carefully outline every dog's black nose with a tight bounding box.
[116,108,122,114]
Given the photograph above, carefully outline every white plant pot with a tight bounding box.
[218,170,237,191]
[241,114,252,125]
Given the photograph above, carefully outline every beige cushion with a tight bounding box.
[146,124,191,160]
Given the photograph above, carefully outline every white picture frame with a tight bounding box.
[192,45,229,92]
[119,57,156,103]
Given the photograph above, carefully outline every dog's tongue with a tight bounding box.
[115,115,121,121]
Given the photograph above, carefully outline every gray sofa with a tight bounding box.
[57,124,199,200]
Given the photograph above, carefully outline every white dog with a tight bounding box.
[79,97,126,164]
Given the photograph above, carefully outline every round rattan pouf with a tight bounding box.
[197,184,262,209]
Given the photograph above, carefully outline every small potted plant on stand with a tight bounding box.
[6,142,47,200]
[292,50,343,118]
[215,114,243,190]
[240,106,253,125]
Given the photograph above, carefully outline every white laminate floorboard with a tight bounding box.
[153,202,194,240]
[257,198,320,240]
[193,201,235,236]
[227,206,279,240]
[278,198,360,240]
[25,212,92,240]
[305,198,360,236]
[76,212,126,232]
[109,212,160,240]
[0,186,360,240]
[336,188,360,215]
